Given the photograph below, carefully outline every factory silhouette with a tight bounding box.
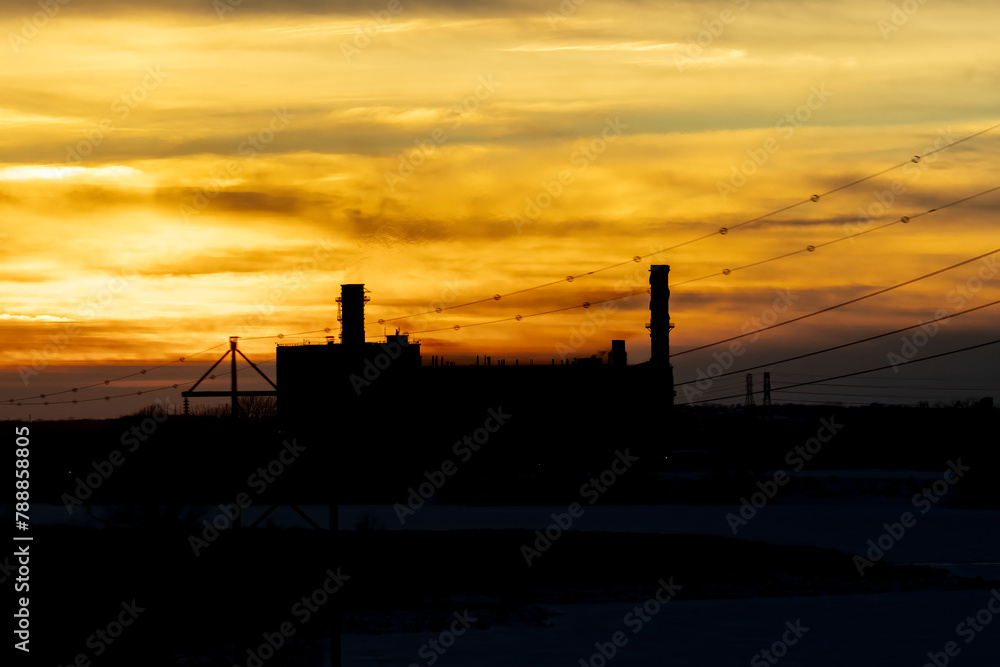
[271,265,675,502]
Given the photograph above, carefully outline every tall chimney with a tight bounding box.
[649,265,671,365]
[337,284,368,345]
[649,265,674,406]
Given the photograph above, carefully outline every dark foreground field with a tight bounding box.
[16,524,999,665]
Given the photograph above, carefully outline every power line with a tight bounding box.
[2,360,277,408]
[3,342,227,404]
[677,336,1000,405]
[774,389,985,400]
[784,381,999,391]
[674,296,1000,386]
[371,121,1000,325]
[671,246,1000,358]
[672,184,1000,287]
[243,186,1000,341]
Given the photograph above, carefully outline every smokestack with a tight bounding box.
[338,284,368,345]
[649,265,674,407]
[649,265,671,365]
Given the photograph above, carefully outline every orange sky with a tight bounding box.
[1,0,998,416]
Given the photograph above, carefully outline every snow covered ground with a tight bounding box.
[336,498,1000,666]
[343,591,1000,667]
[338,500,1000,579]
[28,471,1000,666]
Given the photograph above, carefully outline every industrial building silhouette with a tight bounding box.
[276,266,676,501]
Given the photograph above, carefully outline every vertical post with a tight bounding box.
[744,373,755,408]
[230,336,239,418]
[649,265,674,408]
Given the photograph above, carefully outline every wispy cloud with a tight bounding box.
[506,41,691,53]
[0,313,74,322]
[0,166,141,182]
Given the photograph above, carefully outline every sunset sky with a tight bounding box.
[1,0,998,417]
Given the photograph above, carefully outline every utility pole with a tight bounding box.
[744,373,755,407]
